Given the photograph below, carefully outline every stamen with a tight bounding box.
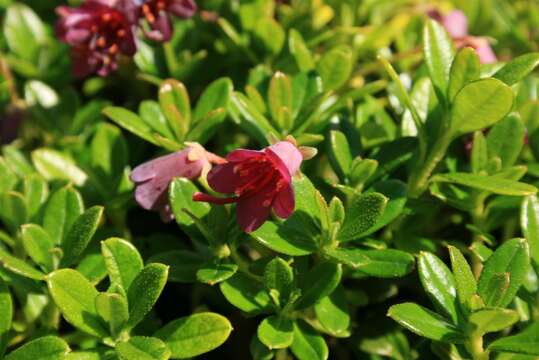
[96,36,106,48]
[108,44,118,54]
[117,29,126,38]
[101,13,111,22]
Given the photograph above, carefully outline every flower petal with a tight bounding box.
[207,162,243,194]
[169,0,197,18]
[442,10,468,39]
[267,141,302,176]
[236,193,273,233]
[272,184,295,219]
[226,149,262,162]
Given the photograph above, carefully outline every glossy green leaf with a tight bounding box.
[423,19,454,100]
[448,47,480,101]
[196,258,237,285]
[193,77,233,123]
[31,149,87,186]
[61,206,103,267]
[388,302,465,343]
[149,250,206,283]
[447,246,476,308]
[487,114,525,168]
[95,292,128,337]
[47,269,107,337]
[338,192,387,242]
[317,45,353,91]
[23,175,48,219]
[450,78,514,135]
[268,72,293,131]
[154,312,232,358]
[103,106,159,145]
[471,131,488,174]
[116,337,170,360]
[314,286,350,337]
[21,224,54,272]
[0,191,28,232]
[169,178,210,231]
[481,272,509,307]
[477,238,529,307]
[0,278,12,356]
[264,257,293,306]
[363,180,407,236]
[159,79,191,141]
[289,29,315,72]
[139,100,175,139]
[220,272,272,315]
[521,195,539,267]
[3,3,46,62]
[4,336,70,360]
[295,262,342,309]
[469,308,519,335]
[432,173,536,196]
[254,18,285,55]
[325,248,414,278]
[494,53,539,86]
[90,123,128,186]
[101,237,143,291]
[126,263,168,330]
[488,322,539,355]
[418,252,458,323]
[230,92,277,145]
[328,130,352,181]
[43,186,84,245]
[0,247,45,280]
[257,315,293,350]
[76,253,107,285]
[290,320,328,360]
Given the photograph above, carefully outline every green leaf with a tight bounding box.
[268,72,293,131]
[159,79,191,141]
[116,337,171,360]
[47,269,107,337]
[193,77,233,123]
[338,192,388,242]
[264,257,294,306]
[296,262,342,309]
[21,224,54,272]
[0,191,28,232]
[418,252,459,323]
[196,258,237,285]
[95,292,129,337]
[169,178,210,231]
[314,286,350,337]
[327,130,352,181]
[447,246,476,309]
[469,308,519,335]
[3,3,46,63]
[139,100,175,140]
[230,92,277,144]
[148,250,206,283]
[220,272,272,315]
[257,315,293,350]
[494,53,539,86]
[289,29,315,72]
[487,114,525,168]
[431,173,537,196]
[521,195,539,267]
[325,248,414,278]
[0,247,45,280]
[101,238,143,291]
[61,206,103,267]
[31,149,87,186]
[423,19,455,101]
[471,131,488,174]
[154,312,232,358]
[0,278,12,356]
[43,186,84,245]
[448,47,480,101]
[317,45,353,91]
[76,253,107,285]
[387,302,465,343]
[254,18,285,55]
[126,263,168,330]
[103,106,159,145]
[480,272,509,307]
[450,78,514,135]
[488,322,539,355]
[290,320,328,360]
[23,175,48,219]
[90,123,128,186]
[250,335,274,360]
[363,180,408,236]
[4,336,70,360]
[477,238,529,307]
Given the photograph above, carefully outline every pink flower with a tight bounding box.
[56,0,138,77]
[430,9,497,64]
[130,144,225,222]
[193,141,304,233]
[138,0,197,42]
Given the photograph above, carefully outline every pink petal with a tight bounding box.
[272,184,295,219]
[146,13,173,42]
[130,148,203,183]
[169,0,197,18]
[267,141,302,177]
[475,43,497,64]
[442,10,468,39]
[236,192,273,233]
[226,149,262,162]
[207,162,243,194]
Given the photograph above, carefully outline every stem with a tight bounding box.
[466,332,490,360]
[408,130,453,198]
[163,42,178,77]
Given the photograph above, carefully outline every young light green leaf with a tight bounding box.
[447,246,476,308]
[169,178,211,231]
[431,173,537,196]
[290,320,328,360]
[61,206,103,267]
[450,78,514,136]
[43,186,84,245]
[159,79,191,141]
[4,336,70,360]
[101,237,143,291]
[314,286,350,337]
[295,262,342,309]
[102,106,159,145]
[486,114,525,169]
[23,175,48,219]
[477,238,529,308]
[257,315,294,350]
[126,263,168,330]
[154,312,232,358]
[47,269,107,337]
[0,247,45,280]
[95,292,129,338]
[21,224,54,272]
[264,257,294,306]
[268,72,293,131]
[31,149,87,186]
[196,258,237,285]
[0,191,28,232]
[488,322,539,355]
[418,252,459,323]
[90,123,128,187]
[328,130,352,181]
[469,308,519,335]
[317,45,353,91]
[116,337,171,360]
[220,272,272,315]
[494,52,539,86]
[448,47,480,101]
[423,19,455,101]
[471,131,488,174]
[193,77,233,123]
[387,302,465,343]
[76,253,107,285]
[289,29,315,72]
[325,248,414,278]
[338,192,387,242]
[3,3,46,62]
[521,195,539,267]
[0,278,12,356]
[139,100,175,139]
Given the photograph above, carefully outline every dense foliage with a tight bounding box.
[1,0,539,359]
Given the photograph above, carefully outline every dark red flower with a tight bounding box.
[130,144,225,222]
[56,0,138,77]
[139,0,197,42]
[193,141,304,233]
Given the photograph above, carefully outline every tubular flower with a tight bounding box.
[193,141,305,233]
[55,0,138,77]
[430,9,496,64]
[130,144,225,222]
[138,0,197,42]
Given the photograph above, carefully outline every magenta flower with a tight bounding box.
[138,0,197,42]
[130,144,225,222]
[193,141,304,233]
[55,0,138,77]
[430,9,496,64]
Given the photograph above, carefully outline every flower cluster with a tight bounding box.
[56,0,196,77]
